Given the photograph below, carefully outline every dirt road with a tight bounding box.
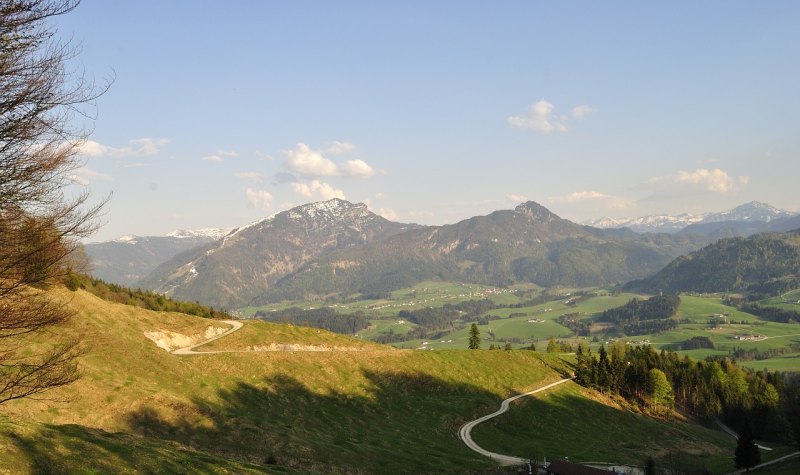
[172,320,243,355]
[458,377,574,465]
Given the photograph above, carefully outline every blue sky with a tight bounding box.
[54,1,800,241]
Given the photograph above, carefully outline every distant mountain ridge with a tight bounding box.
[139,199,422,309]
[254,201,706,304]
[84,229,230,286]
[626,230,800,294]
[136,199,709,309]
[166,228,231,240]
[584,201,795,234]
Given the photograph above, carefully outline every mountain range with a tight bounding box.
[138,199,421,309]
[583,201,796,234]
[130,199,705,309]
[84,199,799,310]
[83,228,229,286]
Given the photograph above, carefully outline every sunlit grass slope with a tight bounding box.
[471,382,738,473]
[2,289,573,474]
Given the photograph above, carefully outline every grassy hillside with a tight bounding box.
[471,381,743,473]
[627,231,800,294]
[3,288,777,473]
[0,421,282,474]
[2,289,575,474]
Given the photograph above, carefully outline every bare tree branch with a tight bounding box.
[0,0,108,405]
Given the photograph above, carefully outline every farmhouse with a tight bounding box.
[626,339,650,346]
[734,335,765,341]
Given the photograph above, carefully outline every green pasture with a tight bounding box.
[239,280,531,319]
[355,318,417,339]
[471,381,740,473]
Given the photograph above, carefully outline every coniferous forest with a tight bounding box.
[575,343,800,446]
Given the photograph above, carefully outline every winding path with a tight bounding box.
[726,451,800,475]
[458,377,574,465]
[714,418,773,451]
[172,320,243,355]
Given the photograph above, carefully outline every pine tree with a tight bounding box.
[644,456,656,475]
[468,323,480,350]
[575,343,588,384]
[597,346,611,392]
[734,423,761,471]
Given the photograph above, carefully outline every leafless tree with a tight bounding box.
[1,0,109,404]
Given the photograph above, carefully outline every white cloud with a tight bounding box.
[285,143,340,176]
[571,105,596,120]
[324,141,356,155]
[508,100,595,134]
[245,188,272,210]
[67,166,113,186]
[291,180,346,200]
[283,142,376,177]
[549,191,608,203]
[203,149,239,162]
[78,138,169,158]
[548,191,631,210]
[506,193,529,203]
[256,151,274,161]
[236,171,263,183]
[648,168,747,193]
[507,100,568,134]
[119,138,169,157]
[377,208,399,221]
[341,159,375,177]
[67,174,89,186]
[78,140,107,157]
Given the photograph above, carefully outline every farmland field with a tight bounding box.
[240,282,800,370]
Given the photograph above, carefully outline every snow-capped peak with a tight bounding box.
[281,199,372,223]
[700,201,794,224]
[166,228,232,240]
[582,201,796,233]
[582,213,706,233]
[114,234,139,244]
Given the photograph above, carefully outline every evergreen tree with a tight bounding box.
[644,456,656,475]
[597,346,611,392]
[468,323,480,350]
[575,344,589,384]
[734,423,760,471]
[504,342,512,351]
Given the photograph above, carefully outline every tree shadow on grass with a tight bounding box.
[123,370,521,474]
[471,386,736,474]
[4,422,280,474]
